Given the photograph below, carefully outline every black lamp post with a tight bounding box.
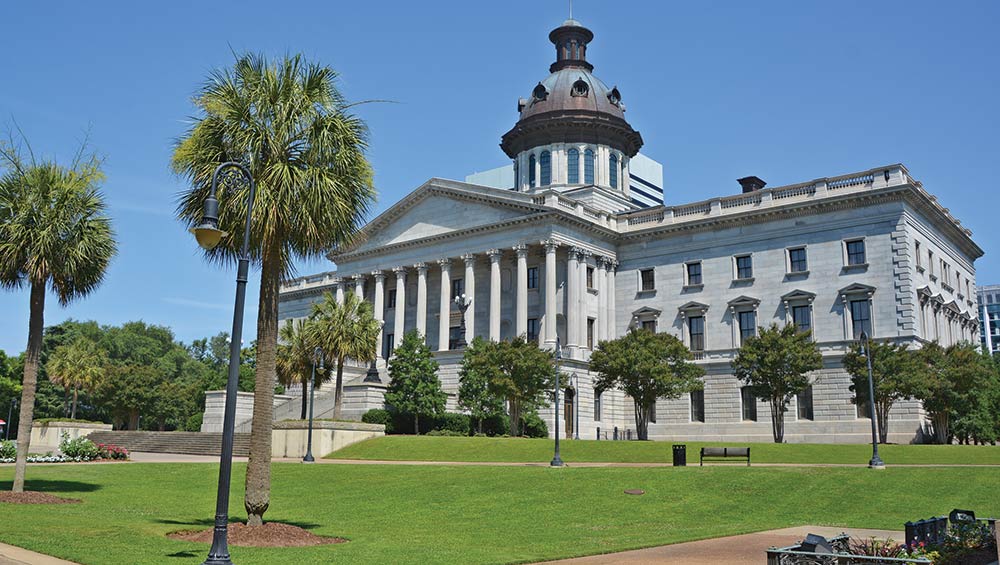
[551,338,564,467]
[857,330,885,470]
[190,162,257,565]
[572,373,580,440]
[303,347,324,463]
[454,294,471,349]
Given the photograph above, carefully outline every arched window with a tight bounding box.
[567,148,579,184]
[584,149,595,184]
[539,151,551,186]
[609,153,619,189]
[528,154,536,187]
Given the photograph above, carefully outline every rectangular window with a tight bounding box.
[850,299,872,339]
[587,318,595,349]
[846,239,866,265]
[738,311,756,343]
[928,251,934,276]
[649,401,657,424]
[686,262,703,286]
[448,326,462,350]
[587,266,595,289]
[451,278,464,300]
[387,289,397,309]
[736,255,753,279]
[690,390,705,423]
[594,389,602,421]
[527,266,538,290]
[797,386,814,420]
[384,333,395,358]
[640,268,655,291]
[788,247,808,273]
[915,241,922,268]
[526,318,539,342]
[741,386,757,421]
[792,305,812,334]
[688,316,705,351]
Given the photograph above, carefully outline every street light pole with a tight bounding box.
[573,373,580,440]
[858,331,885,470]
[551,338,564,467]
[190,162,257,565]
[303,347,323,463]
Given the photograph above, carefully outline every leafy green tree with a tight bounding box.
[173,52,375,526]
[0,137,116,493]
[459,336,555,437]
[731,323,822,443]
[591,329,704,441]
[918,343,999,444]
[306,291,379,420]
[276,318,320,419]
[458,337,505,434]
[843,340,922,444]
[46,335,107,419]
[385,331,445,434]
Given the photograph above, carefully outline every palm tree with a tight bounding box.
[46,335,107,419]
[172,53,375,526]
[306,291,379,419]
[276,318,318,419]
[0,139,116,493]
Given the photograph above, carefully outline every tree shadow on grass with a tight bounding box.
[155,517,322,530]
[0,479,101,493]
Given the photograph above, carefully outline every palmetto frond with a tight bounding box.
[276,318,317,388]
[306,291,379,365]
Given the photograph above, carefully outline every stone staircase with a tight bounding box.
[86,431,251,457]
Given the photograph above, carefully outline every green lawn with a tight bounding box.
[1,462,998,564]
[327,435,1000,465]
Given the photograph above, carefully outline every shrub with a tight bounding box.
[96,443,130,460]
[425,429,466,437]
[433,413,470,436]
[479,414,509,437]
[58,432,100,460]
[362,408,395,433]
[0,440,14,460]
[184,412,203,432]
[520,412,548,438]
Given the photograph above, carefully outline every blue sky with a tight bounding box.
[1,1,997,355]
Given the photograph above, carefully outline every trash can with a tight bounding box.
[672,444,686,467]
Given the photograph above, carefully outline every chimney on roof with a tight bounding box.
[737,176,766,194]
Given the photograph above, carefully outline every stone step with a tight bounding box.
[86,431,251,457]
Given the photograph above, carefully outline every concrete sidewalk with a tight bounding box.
[534,525,905,564]
[0,543,77,565]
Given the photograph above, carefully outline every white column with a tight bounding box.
[438,259,452,351]
[606,260,617,340]
[353,274,365,300]
[334,279,345,305]
[579,250,591,351]
[372,270,385,360]
[566,247,580,354]
[514,244,528,337]
[543,240,558,348]
[393,267,407,347]
[415,262,428,340]
[488,249,502,341]
[596,257,607,343]
[461,253,476,345]
[578,144,586,184]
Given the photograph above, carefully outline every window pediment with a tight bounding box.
[781,289,816,303]
[678,301,709,315]
[631,306,662,319]
[727,295,760,309]
[838,282,876,297]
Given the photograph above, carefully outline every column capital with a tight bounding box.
[371,269,385,281]
[569,246,585,260]
[329,276,342,285]
[486,248,503,261]
[437,258,452,270]
[415,261,428,273]
[596,256,611,269]
[460,253,477,265]
[353,273,366,282]
[541,239,559,252]
[392,266,407,277]
[513,243,529,258]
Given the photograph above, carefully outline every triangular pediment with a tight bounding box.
[781,289,816,303]
[678,301,709,313]
[631,306,662,318]
[333,180,548,257]
[727,295,760,308]
[838,282,876,296]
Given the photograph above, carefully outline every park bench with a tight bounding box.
[699,446,750,466]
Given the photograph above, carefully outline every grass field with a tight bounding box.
[1,462,998,564]
[326,435,1000,465]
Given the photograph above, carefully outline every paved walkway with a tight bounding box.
[0,543,76,565]
[534,525,904,564]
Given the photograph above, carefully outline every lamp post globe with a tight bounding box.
[550,338,564,467]
[193,162,257,565]
[858,331,885,470]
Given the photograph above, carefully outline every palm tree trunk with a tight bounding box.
[71,388,78,420]
[13,281,45,493]
[245,247,280,527]
[332,356,345,420]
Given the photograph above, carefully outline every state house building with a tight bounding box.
[275,19,983,443]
